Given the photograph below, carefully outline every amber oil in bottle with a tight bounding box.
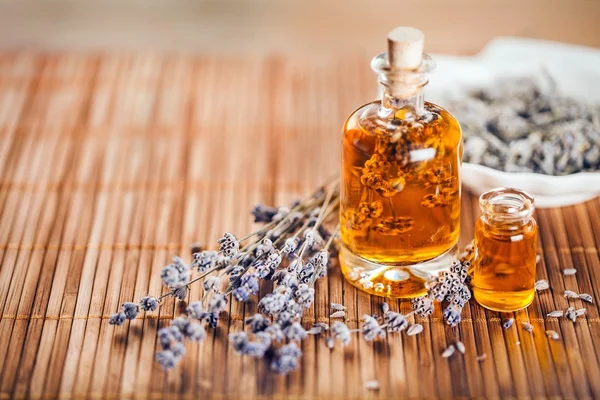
[472,188,537,311]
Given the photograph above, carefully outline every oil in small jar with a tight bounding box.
[472,188,537,312]
[339,27,462,298]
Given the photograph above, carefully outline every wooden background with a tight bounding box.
[0,50,599,399]
[1,0,600,54]
[0,2,600,396]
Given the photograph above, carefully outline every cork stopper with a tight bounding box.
[387,27,424,69]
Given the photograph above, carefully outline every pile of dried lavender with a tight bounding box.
[108,179,474,374]
[451,76,600,175]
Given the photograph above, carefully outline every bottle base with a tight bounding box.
[339,243,458,298]
[473,289,535,312]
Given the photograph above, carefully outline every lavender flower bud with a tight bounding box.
[264,323,285,342]
[283,301,304,320]
[172,256,189,274]
[287,259,303,274]
[208,293,228,314]
[237,252,255,268]
[449,260,463,275]
[331,321,351,346]
[303,230,318,249]
[161,265,180,286]
[272,206,290,222]
[229,265,246,280]
[294,284,315,309]
[158,326,183,350]
[241,341,269,358]
[384,311,408,332]
[241,273,260,295]
[258,292,286,316]
[278,342,302,358]
[206,311,219,329]
[121,302,139,319]
[255,238,274,258]
[233,286,251,302]
[278,271,299,291]
[271,355,299,375]
[361,315,386,341]
[411,296,434,317]
[457,284,472,301]
[251,203,278,223]
[271,343,303,375]
[192,250,218,272]
[437,270,451,281]
[284,322,308,341]
[298,262,315,284]
[170,256,190,284]
[170,342,186,358]
[270,269,284,282]
[156,350,178,370]
[203,276,221,293]
[448,294,467,308]
[229,331,249,352]
[170,317,191,333]
[172,285,189,300]
[310,250,329,277]
[281,237,300,255]
[430,281,448,302]
[214,254,231,269]
[252,261,269,279]
[108,312,126,326]
[187,301,205,320]
[140,296,159,312]
[265,251,282,272]
[255,331,272,347]
[169,326,184,342]
[275,285,293,298]
[184,322,206,342]
[245,313,271,333]
[276,310,294,328]
[218,232,240,257]
[443,305,463,327]
[308,231,325,251]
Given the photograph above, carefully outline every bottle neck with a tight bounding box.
[370,52,434,117]
[380,83,425,114]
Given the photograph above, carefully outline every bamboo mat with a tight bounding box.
[0,52,599,400]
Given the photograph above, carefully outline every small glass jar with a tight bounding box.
[472,188,537,312]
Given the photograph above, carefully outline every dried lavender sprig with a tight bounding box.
[113,178,338,318]
[109,177,343,374]
[225,187,338,294]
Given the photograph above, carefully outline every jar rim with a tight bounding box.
[479,187,535,223]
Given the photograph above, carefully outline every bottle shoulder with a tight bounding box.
[343,100,462,143]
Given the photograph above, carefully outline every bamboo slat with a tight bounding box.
[0,51,599,399]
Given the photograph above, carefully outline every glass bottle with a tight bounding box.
[339,27,462,298]
[472,188,537,311]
